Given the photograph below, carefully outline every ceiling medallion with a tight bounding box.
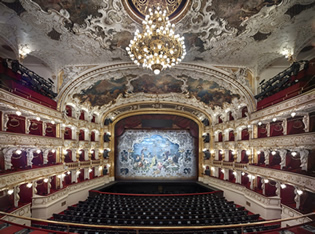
[126,6,186,75]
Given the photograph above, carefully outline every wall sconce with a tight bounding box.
[241,172,245,176]
[36,116,41,121]
[36,149,41,154]
[63,149,68,155]
[246,150,251,155]
[76,170,81,175]
[89,168,92,173]
[296,189,303,195]
[264,179,269,183]
[221,169,224,173]
[280,184,287,189]
[51,120,55,124]
[99,166,103,170]
[232,171,237,176]
[271,151,277,155]
[16,149,22,155]
[7,189,14,195]
[291,112,296,118]
[291,151,297,157]
[106,164,111,168]
[43,178,49,183]
[258,121,262,126]
[257,150,261,154]
[26,183,33,188]
[51,149,56,153]
[67,171,71,175]
[16,111,22,116]
[272,118,277,122]
[211,167,215,171]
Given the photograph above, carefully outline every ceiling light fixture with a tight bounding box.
[126,6,186,75]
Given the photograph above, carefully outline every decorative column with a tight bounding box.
[264,149,270,165]
[59,175,64,189]
[95,149,99,160]
[84,149,89,161]
[223,168,229,180]
[32,181,38,195]
[26,118,31,134]
[294,187,302,209]
[279,149,287,169]
[282,119,287,135]
[235,171,242,184]
[236,150,241,163]
[43,149,49,165]
[213,167,219,178]
[234,130,238,141]
[299,149,309,171]
[47,177,52,194]
[275,181,281,197]
[71,170,77,183]
[261,178,266,195]
[214,150,219,161]
[72,149,77,161]
[26,148,35,168]
[266,122,270,137]
[3,113,9,131]
[84,168,89,180]
[13,185,20,208]
[249,175,255,190]
[224,150,229,161]
[3,148,13,170]
[43,122,47,136]
[303,114,309,132]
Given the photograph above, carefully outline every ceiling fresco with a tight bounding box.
[72,74,241,109]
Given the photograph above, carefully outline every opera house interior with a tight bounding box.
[0,0,315,233]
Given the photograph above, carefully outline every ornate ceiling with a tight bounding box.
[0,0,314,115]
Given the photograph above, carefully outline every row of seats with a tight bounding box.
[32,223,281,234]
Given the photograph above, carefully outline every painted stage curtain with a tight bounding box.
[64,127,72,140]
[258,124,267,138]
[29,119,42,136]
[241,128,249,140]
[66,105,72,117]
[241,107,248,118]
[45,123,56,137]
[79,129,85,141]
[270,121,283,137]
[287,117,304,135]
[7,115,25,133]
[11,151,27,169]
[229,130,234,141]
[115,114,198,138]
[91,131,95,141]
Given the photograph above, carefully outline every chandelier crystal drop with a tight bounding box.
[126,7,186,75]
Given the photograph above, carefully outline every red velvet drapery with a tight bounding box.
[7,115,25,133]
[241,150,248,163]
[258,124,267,138]
[32,152,43,166]
[91,115,96,123]
[287,117,304,135]
[11,151,27,169]
[48,151,56,164]
[45,123,56,137]
[64,150,72,163]
[91,131,95,141]
[257,152,265,165]
[270,121,283,137]
[241,128,249,140]
[79,129,85,141]
[218,115,223,123]
[79,110,85,120]
[229,130,234,141]
[218,132,223,142]
[29,119,42,136]
[64,127,72,140]
[115,114,198,138]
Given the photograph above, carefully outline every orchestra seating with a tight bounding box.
[32,192,281,233]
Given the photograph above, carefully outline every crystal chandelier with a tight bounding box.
[126,7,186,75]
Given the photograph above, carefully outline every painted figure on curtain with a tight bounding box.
[116,130,197,180]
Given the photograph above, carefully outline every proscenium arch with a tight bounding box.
[56,62,256,114]
[105,109,207,180]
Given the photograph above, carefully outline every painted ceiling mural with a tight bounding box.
[72,74,241,109]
